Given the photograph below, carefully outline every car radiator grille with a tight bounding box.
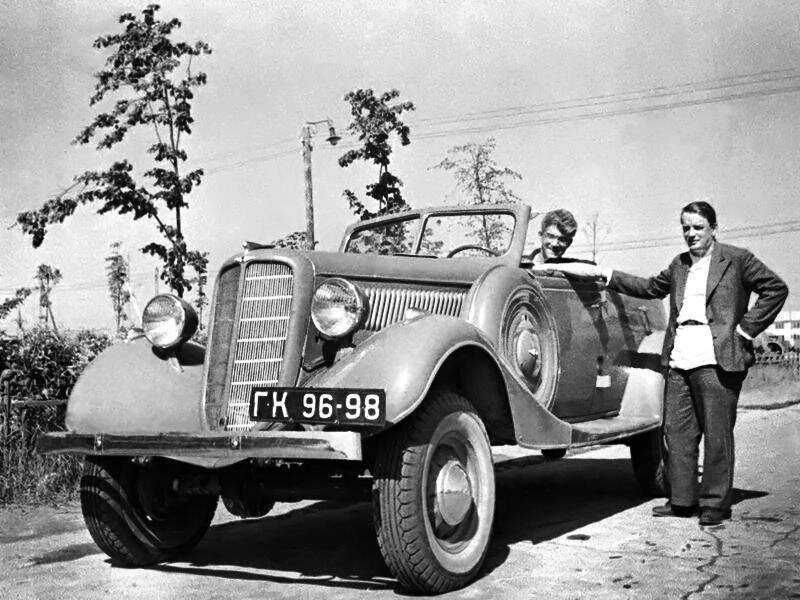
[225,262,294,432]
[361,284,466,331]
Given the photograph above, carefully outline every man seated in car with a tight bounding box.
[528,208,579,264]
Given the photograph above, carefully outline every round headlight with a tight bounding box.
[142,294,198,349]
[311,278,368,339]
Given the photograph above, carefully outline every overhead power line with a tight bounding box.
[572,219,800,253]
[7,67,800,218]
[411,68,800,128]
[200,67,800,173]
[3,218,797,296]
[412,83,800,141]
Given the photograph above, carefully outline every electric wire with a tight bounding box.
[3,219,798,295]
[7,65,800,221]
[410,68,800,125]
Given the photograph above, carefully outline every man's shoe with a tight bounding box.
[652,502,698,518]
[699,507,732,526]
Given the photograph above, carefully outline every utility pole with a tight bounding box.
[300,119,341,250]
[301,128,315,250]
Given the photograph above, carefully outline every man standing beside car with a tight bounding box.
[530,208,578,264]
[532,201,788,526]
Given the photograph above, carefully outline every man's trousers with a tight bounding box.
[664,366,745,510]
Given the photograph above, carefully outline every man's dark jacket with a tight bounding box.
[607,242,788,371]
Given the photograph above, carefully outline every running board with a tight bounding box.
[569,415,660,447]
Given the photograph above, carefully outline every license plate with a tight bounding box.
[249,387,386,427]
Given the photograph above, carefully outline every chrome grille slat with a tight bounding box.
[361,284,466,331]
[225,262,294,431]
[204,264,241,429]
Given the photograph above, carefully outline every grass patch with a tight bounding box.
[741,363,800,408]
[0,442,82,506]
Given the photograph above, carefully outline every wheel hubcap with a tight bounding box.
[435,460,473,526]
[513,315,542,382]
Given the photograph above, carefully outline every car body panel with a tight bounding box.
[65,338,207,434]
[46,203,667,462]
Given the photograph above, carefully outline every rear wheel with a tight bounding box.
[629,428,668,497]
[372,390,495,593]
[80,456,218,566]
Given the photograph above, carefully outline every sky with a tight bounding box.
[1,0,799,332]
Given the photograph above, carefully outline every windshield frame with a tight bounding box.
[339,203,531,265]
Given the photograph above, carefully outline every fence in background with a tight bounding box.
[755,351,800,371]
[0,379,67,445]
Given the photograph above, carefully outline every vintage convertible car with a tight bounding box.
[40,203,667,593]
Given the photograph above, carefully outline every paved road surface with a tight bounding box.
[2,402,798,599]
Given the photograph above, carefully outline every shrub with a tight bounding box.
[0,327,113,505]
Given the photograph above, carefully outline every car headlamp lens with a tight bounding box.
[311,278,368,339]
[142,294,198,349]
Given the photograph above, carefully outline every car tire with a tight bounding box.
[372,390,495,593]
[629,428,668,498]
[80,456,218,566]
[541,448,567,460]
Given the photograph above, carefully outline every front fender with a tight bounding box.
[65,337,207,434]
[306,314,498,425]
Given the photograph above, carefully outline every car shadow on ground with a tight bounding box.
[148,455,767,594]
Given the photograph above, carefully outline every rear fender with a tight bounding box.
[618,330,666,421]
[65,337,206,434]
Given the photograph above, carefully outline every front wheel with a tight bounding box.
[80,456,218,566]
[372,390,495,593]
[629,428,668,497]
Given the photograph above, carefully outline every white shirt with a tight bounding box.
[670,252,716,370]
[602,246,753,368]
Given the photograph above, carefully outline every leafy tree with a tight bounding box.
[35,265,62,333]
[15,4,211,298]
[105,242,131,333]
[0,288,32,322]
[432,138,522,205]
[338,88,415,220]
[188,270,208,332]
[270,231,309,250]
[432,138,522,251]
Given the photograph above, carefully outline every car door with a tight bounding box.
[538,272,608,420]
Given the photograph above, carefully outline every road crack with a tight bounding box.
[679,529,726,600]
[768,524,800,549]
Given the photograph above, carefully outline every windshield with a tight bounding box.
[344,217,419,255]
[419,213,515,257]
[343,211,516,257]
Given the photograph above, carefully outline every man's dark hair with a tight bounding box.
[681,201,717,228]
[541,208,578,238]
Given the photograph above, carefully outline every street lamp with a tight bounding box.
[301,118,341,250]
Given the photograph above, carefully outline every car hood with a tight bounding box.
[220,248,507,286]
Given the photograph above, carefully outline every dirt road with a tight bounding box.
[2,402,798,599]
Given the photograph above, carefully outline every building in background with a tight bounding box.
[764,310,800,351]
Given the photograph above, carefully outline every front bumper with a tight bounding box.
[38,430,362,461]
